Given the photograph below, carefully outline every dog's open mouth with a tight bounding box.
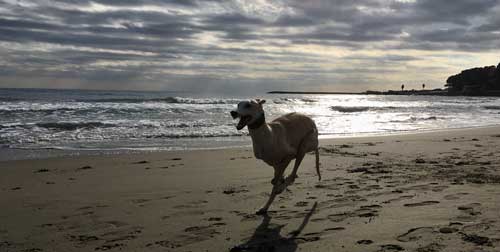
[236,115,252,130]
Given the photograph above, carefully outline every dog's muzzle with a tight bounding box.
[231,111,252,130]
[230,111,239,119]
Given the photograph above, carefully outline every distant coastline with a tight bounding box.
[268,63,500,97]
[270,61,500,96]
[268,89,449,96]
[268,91,365,95]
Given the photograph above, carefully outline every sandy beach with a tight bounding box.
[1,126,500,252]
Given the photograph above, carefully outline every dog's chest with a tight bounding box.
[253,144,289,166]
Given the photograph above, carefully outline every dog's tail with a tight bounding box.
[315,147,321,181]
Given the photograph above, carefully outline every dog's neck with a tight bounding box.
[248,114,271,160]
[248,113,266,130]
[248,113,270,142]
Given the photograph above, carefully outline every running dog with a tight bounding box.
[231,99,321,214]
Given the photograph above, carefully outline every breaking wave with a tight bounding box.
[330,106,370,113]
[483,105,500,110]
[390,116,438,123]
[0,122,116,131]
[144,132,246,139]
[79,96,240,104]
[330,106,400,113]
[0,121,231,131]
[273,98,318,104]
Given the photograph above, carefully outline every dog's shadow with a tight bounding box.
[230,202,318,252]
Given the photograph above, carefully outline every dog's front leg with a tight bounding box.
[256,165,287,215]
[256,187,278,215]
[271,167,285,186]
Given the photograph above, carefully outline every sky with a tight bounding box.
[0,0,499,94]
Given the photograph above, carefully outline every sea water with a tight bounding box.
[1,88,500,159]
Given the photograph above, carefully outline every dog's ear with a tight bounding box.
[256,99,266,105]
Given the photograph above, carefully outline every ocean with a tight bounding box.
[2,88,500,160]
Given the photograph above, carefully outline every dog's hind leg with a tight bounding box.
[285,133,314,186]
[285,151,305,186]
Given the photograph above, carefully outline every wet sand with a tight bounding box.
[1,126,500,251]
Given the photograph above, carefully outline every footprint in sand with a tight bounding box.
[382,195,414,204]
[354,208,378,218]
[183,225,221,243]
[461,233,492,246]
[320,227,345,235]
[310,217,327,222]
[98,225,142,248]
[457,203,482,218]
[416,243,445,252]
[68,234,100,242]
[357,239,373,245]
[327,213,350,222]
[104,221,128,228]
[378,244,404,251]
[131,199,151,205]
[403,201,440,207]
[77,165,93,171]
[457,202,481,210]
[22,248,43,252]
[360,204,382,209]
[431,185,449,192]
[207,217,223,222]
[147,240,181,249]
[223,187,249,195]
[292,235,321,244]
[295,201,309,207]
[438,227,458,234]
[397,227,434,242]
[443,192,469,200]
[462,222,491,233]
[172,200,207,209]
[323,227,345,232]
[40,223,54,228]
[95,243,124,251]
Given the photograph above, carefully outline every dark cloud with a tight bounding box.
[0,0,499,93]
[413,0,498,25]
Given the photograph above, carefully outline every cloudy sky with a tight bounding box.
[0,0,499,94]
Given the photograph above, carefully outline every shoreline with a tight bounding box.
[1,125,500,251]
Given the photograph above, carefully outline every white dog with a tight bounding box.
[231,99,321,214]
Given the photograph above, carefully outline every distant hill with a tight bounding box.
[446,62,500,96]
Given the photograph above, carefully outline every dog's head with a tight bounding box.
[230,99,266,130]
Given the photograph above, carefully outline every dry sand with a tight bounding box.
[1,126,500,252]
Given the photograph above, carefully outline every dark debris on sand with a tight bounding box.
[223,187,249,195]
[77,165,93,171]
